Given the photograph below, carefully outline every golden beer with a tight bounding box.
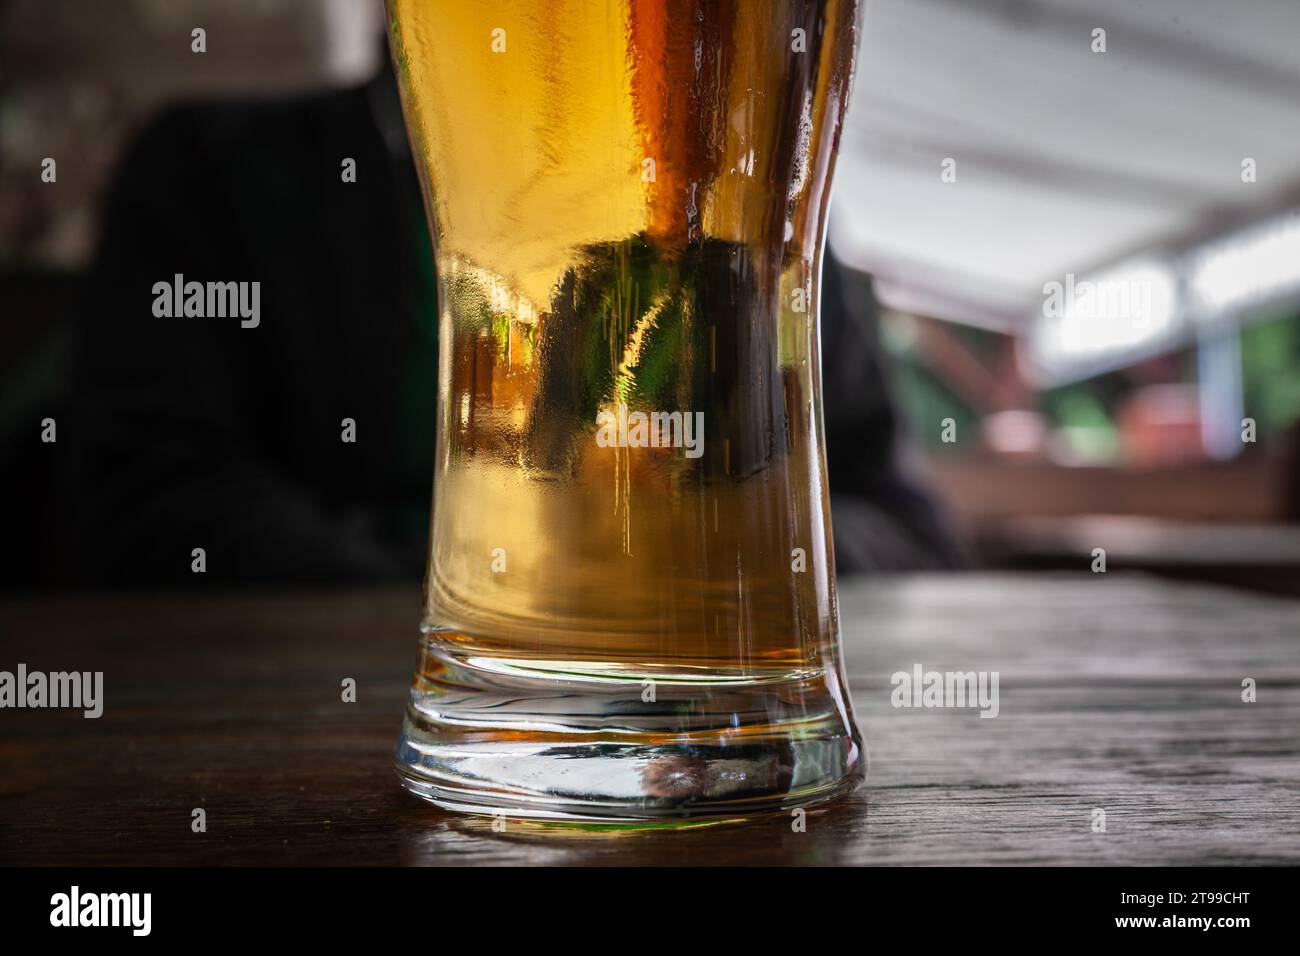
[391,0,863,819]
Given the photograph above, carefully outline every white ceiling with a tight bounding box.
[830,0,1300,327]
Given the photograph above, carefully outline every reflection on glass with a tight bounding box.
[391,0,864,821]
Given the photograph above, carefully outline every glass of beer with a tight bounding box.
[389,0,864,821]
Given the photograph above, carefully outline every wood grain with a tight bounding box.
[1,573,1297,865]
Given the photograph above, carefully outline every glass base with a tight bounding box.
[394,642,865,822]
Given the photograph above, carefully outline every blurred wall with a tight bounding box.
[0,0,384,269]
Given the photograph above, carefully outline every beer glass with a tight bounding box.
[389,0,864,821]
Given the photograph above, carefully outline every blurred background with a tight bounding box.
[3,0,1300,594]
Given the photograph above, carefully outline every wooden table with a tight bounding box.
[2,573,1297,865]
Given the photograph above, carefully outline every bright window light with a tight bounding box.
[1190,211,1300,317]
[1027,259,1179,384]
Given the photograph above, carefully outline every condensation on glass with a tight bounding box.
[390,0,864,821]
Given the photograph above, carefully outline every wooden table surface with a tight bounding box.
[2,573,1297,865]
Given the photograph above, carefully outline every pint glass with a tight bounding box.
[389,0,864,820]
